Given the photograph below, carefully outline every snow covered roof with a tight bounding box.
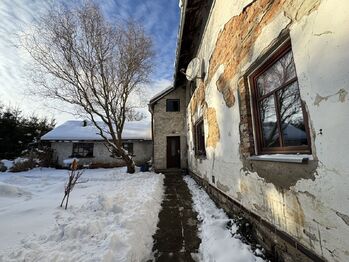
[41,120,152,141]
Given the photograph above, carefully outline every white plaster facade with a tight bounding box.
[177,0,349,261]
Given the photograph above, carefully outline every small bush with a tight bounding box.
[10,158,37,172]
[35,146,54,167]
[0,163,7,172]
[89,162,125,169]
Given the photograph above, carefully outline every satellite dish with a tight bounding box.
[185,57,203,81]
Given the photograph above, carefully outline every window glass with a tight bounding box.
[122,142,134,155]
[194,119,206,156]
[257,50,296,97]
[278,82,308,147]
[72,143,94,157]
[251,41,310,154]
[259,96,280,147]
[166,99,180,112]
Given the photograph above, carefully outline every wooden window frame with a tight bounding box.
[249,40,311,155]
[194,118,206,157]
[72,143,94,158]
[166,99,180,112]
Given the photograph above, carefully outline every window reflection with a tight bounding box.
[257,50,296,97]
[260,96,280,147]
[253,43,310,153]
[278,82,308,146]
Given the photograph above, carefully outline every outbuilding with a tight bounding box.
[41,120,152,167]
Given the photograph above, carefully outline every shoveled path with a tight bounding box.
[151,170,201,261]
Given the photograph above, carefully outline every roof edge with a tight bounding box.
[173,0,188,88]
[148,86,175,106]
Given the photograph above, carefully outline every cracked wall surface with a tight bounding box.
[185,0,349,261]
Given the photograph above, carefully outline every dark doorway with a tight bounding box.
[167,136,181,168]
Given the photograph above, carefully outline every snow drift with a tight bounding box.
[0,168,164,261]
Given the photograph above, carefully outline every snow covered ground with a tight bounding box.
[184,176,265,262]
[0,167,164,261]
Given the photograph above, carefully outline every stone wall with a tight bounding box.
[152,87,187,170]
[184,0,349,261]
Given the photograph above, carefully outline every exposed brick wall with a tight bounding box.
[238,78,255,158]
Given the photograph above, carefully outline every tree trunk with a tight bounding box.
[126,161,135,173]
[119,150,135,174]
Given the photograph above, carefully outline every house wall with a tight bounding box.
[132,140,153,164]
[185,0,349,261]
[51,140,152,166]
[152,87,187,170]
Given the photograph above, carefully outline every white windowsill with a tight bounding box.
[248,154,313,164]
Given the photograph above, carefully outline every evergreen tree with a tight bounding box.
[0,104,55,159]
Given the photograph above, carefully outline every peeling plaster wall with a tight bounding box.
[185,0,349,260]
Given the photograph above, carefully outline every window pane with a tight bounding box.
[166,100,180,112]
[256,50,296,97]
[278,82,308,147]
[259,95,280,147]
[122,143,134,155]
[72,143,93,157]
[195,120,206,155]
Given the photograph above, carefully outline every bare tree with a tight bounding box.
[21,2,153,173]
[60,159,84,210]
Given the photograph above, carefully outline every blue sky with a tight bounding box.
[0,0,180,123]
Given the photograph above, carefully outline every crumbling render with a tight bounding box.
[190,81,205,115]
[216,74,235,107]
[314,88,348,106]
[203,106,220,148]
[336,211,349,226]
[205,0,321,109]
[188,0,322,152]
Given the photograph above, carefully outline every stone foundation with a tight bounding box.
[189,171,326,262]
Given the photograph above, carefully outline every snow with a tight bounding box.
[41,120,152,141]
[63,158,78,166]
[184,176,264,262]
[0,167,164,261]
[0,159,14,170]
[0,182,32,198]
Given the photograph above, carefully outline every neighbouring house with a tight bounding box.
[149,86,187,171]
[41,120,152,167]
[150,0,349,261]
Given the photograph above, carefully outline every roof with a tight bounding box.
[149,86,174,106]
[173,0,214,88]
[41,120,152,141]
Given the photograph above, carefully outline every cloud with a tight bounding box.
[0,0,180,124]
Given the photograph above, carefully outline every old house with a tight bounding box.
[150,0,349,261]
[149,86,187,171]
[41,120,152,167]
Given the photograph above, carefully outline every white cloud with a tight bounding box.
[0,0,179,125]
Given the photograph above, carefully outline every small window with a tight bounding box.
[122,142,134,155]
[166,99,180,112]
[190,81,197,98]
[72,143,94,158]
[194,118,206,157]
[111,143,134,157]
[250,41,311,154]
